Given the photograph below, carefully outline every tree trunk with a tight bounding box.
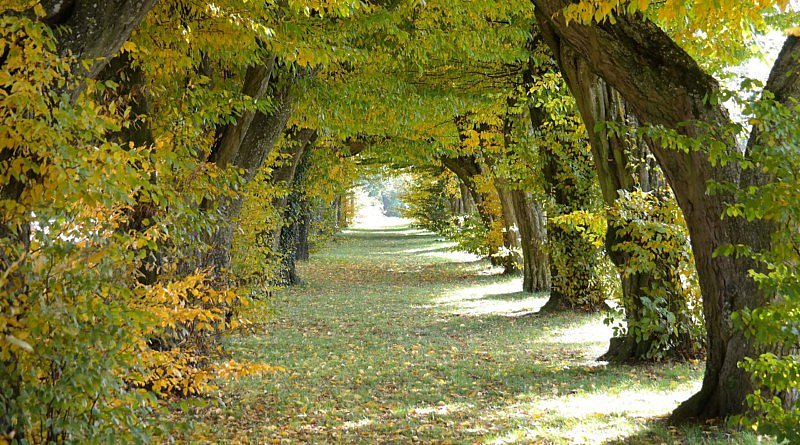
[440,155,491,225]
[278,140,316,285]
[531,1,800,419]
[208,58,277,167]
[495,183,523,274]
[41,0,158,90]
[202,64,301,278]
[511,190,550,292]
[525,76,604,312]
[535,31,693,361]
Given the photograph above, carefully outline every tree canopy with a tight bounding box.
[1,0,799,442]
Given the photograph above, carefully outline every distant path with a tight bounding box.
[187,223,711,444]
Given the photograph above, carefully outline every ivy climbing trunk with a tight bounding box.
[277,134,318,285]
[525,75,604,311]
[268,127,318,274]
[532,0,800,419]
[535,29,694,361]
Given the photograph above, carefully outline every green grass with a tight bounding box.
[174,225,771,444]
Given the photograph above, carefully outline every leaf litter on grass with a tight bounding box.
[174,224,772,445]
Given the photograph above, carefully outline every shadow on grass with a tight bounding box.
[187,221,766,445]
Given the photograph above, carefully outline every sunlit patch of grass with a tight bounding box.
[172,223,774,445]
[425,278,548,317]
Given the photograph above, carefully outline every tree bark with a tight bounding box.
[531,0,800,419]
[536,27,692,361]
[202,64,301,278]
[495,182,523,274]
[208,58,277,167]
[41,0,158,88]
[511,190,550,292]
[440,154,503,265]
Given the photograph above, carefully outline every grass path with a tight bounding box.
[182,223,765,444]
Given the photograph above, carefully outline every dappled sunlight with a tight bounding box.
[437,279,525,304]
[400,243,456,254]
[202,225,743,445]
[551,317,614,345]
[340,417,376,431]
[420,249,482,263]
[481,384,701,444]
[535,386,699,418]
[406,401,474,420]
[425,278,548,317]
[447,294,547,317]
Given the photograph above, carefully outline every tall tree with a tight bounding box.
[534,28,698,361]
[531,0,800,419]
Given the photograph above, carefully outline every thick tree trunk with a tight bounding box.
[203,65,300,277]
[511,190,550,292]
[277,140,316,285]
[41,0,158,88]
[495,183,523,274]
[536,31,692,361]
[532,1,800,419]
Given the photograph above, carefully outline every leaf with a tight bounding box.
[5,334,33,352]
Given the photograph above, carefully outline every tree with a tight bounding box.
[531,0,799,419]
[534,24,701,361]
